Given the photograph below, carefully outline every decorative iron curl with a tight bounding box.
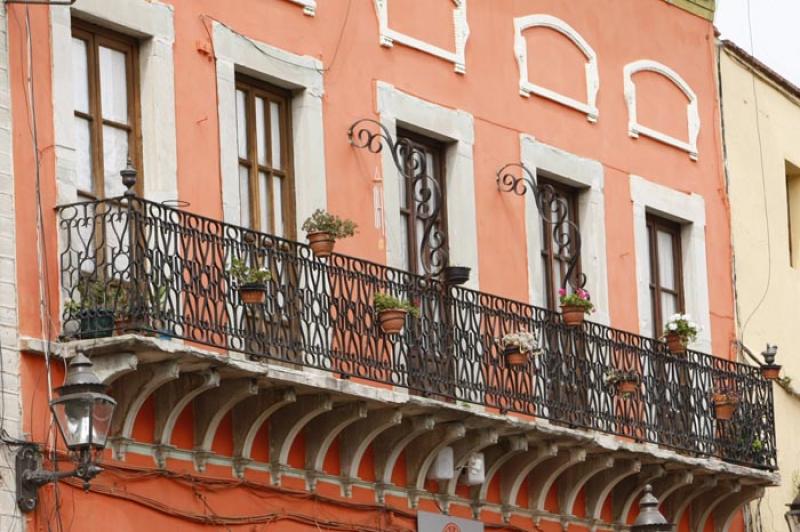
[348,118,448,277]
[496,163,587,291]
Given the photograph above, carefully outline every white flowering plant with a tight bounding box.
[500,332,541,354]
[603,369,640,386]
[663,313,698,344]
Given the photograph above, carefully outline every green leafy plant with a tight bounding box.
[663,313,699,344]
[230,258,272,286]
[751,438,764,452]
[558,287,594,314]
[301,209,357,239]
[65,279,128,313]
[373,292,419,317]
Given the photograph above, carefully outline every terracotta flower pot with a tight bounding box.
[666,332,686,354]
[618,379,639,395]
[761,364,781,381]
[713,393,738,421]
[239,283,267,305]
[503,346,529,368]
[561,305,586,327]
[307,231,336,258]
[378,309,407,334]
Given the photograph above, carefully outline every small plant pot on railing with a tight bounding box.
[760,364,781,381]
[502,346,529,368]
[499,332,541,369]
[560,305,586,327]
[713,393,739,421]
[75,309,115,339]
[377,309,407,335]
[443,266,471,286]
[238,283,268,305]
[306,231,336,258]
[618,379,639,396]
[558,288,594,328]
[604,370,640,398]
[663,314,698,355]
[665,332,686,354]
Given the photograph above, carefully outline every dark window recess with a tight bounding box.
[539,178,581,311]
[647,214,685,337]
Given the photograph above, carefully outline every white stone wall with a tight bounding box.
[0,5,22,530]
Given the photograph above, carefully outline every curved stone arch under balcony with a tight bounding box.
[513,14,600,122]
[373,0,470,73]
[624,59,701,160]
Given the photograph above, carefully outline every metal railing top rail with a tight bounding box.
[56,195,777,470]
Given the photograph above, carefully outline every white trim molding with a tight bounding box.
[513,15,599,123]
[213,22,327,234]
[51,0,177,203]
[520,136,609,325]
[624,59,700,160]
[630,175,711,352]
[373,0,470,74]
[285,0,316,16]
[375,82,479,289]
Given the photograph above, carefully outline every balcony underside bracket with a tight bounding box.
[438,428,500,512]
[558,454,615,516]
[373,415,436,503]
[92,352,139,384]
[339,408,403,497]
[153,370,220,467]
[712,485,765,532]
[528,448,589,514]
[651,470,693,502]
[304,401,368,491]
[405,422,467,507]
[268,393,333,485]
[108,360,180,460]
[691,480,741,532]
[584,458,641,524]
[192,378,259,471]
[611,464,666,524]
[500,442,561,521]
[469,435,528,517]
[662,476,718,524]
[231,387,297,477]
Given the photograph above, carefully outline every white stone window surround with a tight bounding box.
[375,81,479,289]
[373,0,470,74]
[213,22,327,234]
[50,0,177,204]
[285,0,316,16]
[630,175,711,352]
[624,59,700,161]
[520,135,609,325]
[513,14,600,123]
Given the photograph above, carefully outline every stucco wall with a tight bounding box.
[721,45,800,529]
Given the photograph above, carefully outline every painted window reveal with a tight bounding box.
[624,59,700,160]
[646,215,685,338]
[539,178,581,311]
[72,22,141,199]
[396,129,448,276]
[373,0,470,74]
[786,161,800,268]
[284,0,315,16]
[513,15,599,122]
[235,76,295,238]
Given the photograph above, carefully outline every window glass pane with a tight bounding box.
[103,126,128,197]
[74,117,94,193]
[239,165,251,228]
[255,97,267,165]
[661,292,679,321]
[270,101,281,170]
[273,177,284,237]
[399,213,410,272]
[98,46,128,123]
[236,90,247,160]
[657,229,676,290]
[258,171,270,232]
[72,38,90,114]
[398,172,408,209]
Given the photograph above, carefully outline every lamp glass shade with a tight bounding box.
[51,392,116,450]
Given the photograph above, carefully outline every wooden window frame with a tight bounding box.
[540,178,581,311]
[72,20,143,199]
[646,214,685,337]
[396,129,448,276]
[235,74,296,239]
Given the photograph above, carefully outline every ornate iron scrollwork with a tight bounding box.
[496,162,586,291]
[348,118,448,277]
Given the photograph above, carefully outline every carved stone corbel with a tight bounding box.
[651,470,693,502]
[662,475,718,524]
[528,448,589,513]
[712,485,765,532]
[584,459,641,521]
[405,421,466,507]
[373,415,436,503]
[305,401,368,491]
[557,454,615,516]
[93,352,139,384]
[339,408,403,496]
[498,442,561,521]
[690,480,741,532]
[469,435,528,516]
[268,393,333,485]
[612,464,666,524]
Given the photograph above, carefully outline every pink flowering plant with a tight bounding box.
[558,287,594,315]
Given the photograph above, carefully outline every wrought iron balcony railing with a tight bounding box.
[56,196,776,470]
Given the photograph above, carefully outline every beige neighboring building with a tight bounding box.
[721,40,800,529]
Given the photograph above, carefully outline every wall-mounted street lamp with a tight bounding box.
[16,353,116,512]
[631,484,674,532]
[786,492,800,531]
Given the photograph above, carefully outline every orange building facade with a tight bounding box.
[0,0,779,531]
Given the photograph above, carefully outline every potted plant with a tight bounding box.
[558,287,594,327]
[443,266,471,286]
[499,332,541,368]
[150,284,172,339]
[603,369,641,397]
[663,314,699,354]
[231,258,272,304]
[301,209,357,258]
[373,292,419,334]
[712,389,739,421]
